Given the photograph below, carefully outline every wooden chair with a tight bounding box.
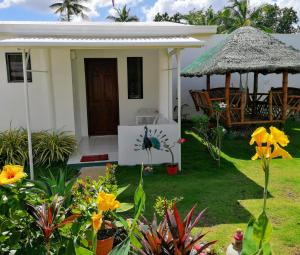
[268,87,300,120]
[190,87,250,124]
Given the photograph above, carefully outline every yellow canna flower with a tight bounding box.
[250,127,269,146]
[97,191,120,212]
[91,212,102,233]
[251,146,271,160]
[0,165,26,185]
[270,145,292,160]
[269,126,289,147]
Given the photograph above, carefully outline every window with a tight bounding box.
[6,53,32,83]
[127,57,143,99]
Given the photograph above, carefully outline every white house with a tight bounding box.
[0,21,216,170]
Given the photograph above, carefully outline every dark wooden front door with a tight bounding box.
[85,58,119,136]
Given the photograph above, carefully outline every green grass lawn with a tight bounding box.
[116,120,300,254]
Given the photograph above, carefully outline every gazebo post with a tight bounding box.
[206,75,211,92]
[282,71,288,122]
[252,72,259,115]
[225,72,231,126]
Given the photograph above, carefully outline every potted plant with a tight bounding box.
[71,164,133,255]
[91,191,120,255]
[163,138,186,175]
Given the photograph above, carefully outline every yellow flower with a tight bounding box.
[250,127,269,146]
[91,212,102,233]
[250,126,292,161]
[251,146,271,160]
[269,126,289,147]
[0,165,26,185]
[97,191,120,212]
[270,145,292,160]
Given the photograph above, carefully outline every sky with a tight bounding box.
[0,0,299,22]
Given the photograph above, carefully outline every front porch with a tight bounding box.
[68,135,118,166]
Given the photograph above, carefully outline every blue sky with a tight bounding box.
[0,0,299,22]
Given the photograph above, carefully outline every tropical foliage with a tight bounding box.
[32,130,77,167]
[107,5,139,22]
[50,0,90,21]
[242,127,292,255]
[154,0,299,34]
[0,128,76,168]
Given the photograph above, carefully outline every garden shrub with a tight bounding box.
[32,130,77,167]
[0,128,77,168]
[0,128,28,167]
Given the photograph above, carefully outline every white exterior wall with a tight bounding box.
[118,121,179,165]
[158,49,170,119]
[0,47,75,133]
[177,34,300,117]
[71,49,169,139]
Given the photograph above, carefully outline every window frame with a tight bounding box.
[127,57,143,100]
[5,52,32,83]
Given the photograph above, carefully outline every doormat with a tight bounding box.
[80,154,109,162]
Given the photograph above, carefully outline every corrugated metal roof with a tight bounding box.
[0,21,217,37]
[0,36,204,48]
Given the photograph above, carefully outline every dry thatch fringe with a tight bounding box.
[181,26,300,77]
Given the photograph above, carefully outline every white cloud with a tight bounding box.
[0,0,25,9]
[143,0,227,21]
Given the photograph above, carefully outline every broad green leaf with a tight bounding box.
[241,217,258,255]
[116,185,130,197]
[262,242,272,255]
[109,238,130,255]
[133,168,146,221]
[253,211,272,245]
[75,246,94,255]
[116,203,134,213]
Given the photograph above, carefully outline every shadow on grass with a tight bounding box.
[116,128,266,227]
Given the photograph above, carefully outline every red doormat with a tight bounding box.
[80,154,109,162]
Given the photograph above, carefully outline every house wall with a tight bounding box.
[176,33,300,118]
[71,49,168,138]
[0,48,75,133]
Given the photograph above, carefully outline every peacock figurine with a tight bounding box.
[134,126,168,166]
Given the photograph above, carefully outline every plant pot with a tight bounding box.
[96,236,114,255]
[166,164,178,176]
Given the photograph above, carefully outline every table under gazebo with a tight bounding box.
[181,26,300,127]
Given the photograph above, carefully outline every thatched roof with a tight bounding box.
[181,26,300,77]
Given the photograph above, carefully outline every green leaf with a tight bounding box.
[75,246,94,255]
[262,242,272,255]
[133,168,146,220]
[109,238,130,255]
[253,211,272,245]
[241,217,258,255]
[116,185,130,197]
[116,203,134,213]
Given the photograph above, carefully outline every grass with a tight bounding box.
[116,120,300,254]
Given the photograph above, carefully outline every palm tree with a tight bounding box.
[50,0,90,21]
[217,0,271,33]
[107,5,139,22]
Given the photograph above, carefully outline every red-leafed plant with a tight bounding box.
[134,214,172,254]
[165,204,217,255]
[26,195,79,254]
[134,204,216,255]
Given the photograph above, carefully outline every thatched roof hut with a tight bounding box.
[181,26,300,77]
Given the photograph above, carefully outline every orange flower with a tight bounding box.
[269,126,289,147]
[250,126,292,161]
[0,165,26,185]
[270,145,292,160]
[251,146,272,160]
[91,212,102,233]
[97,191,120,212]
[250,127,269,146]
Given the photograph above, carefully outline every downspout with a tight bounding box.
[47,49,56,130]
[176,49,182,171]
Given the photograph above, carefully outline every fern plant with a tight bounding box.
[33,130,77,167]
[0,128,28,166]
